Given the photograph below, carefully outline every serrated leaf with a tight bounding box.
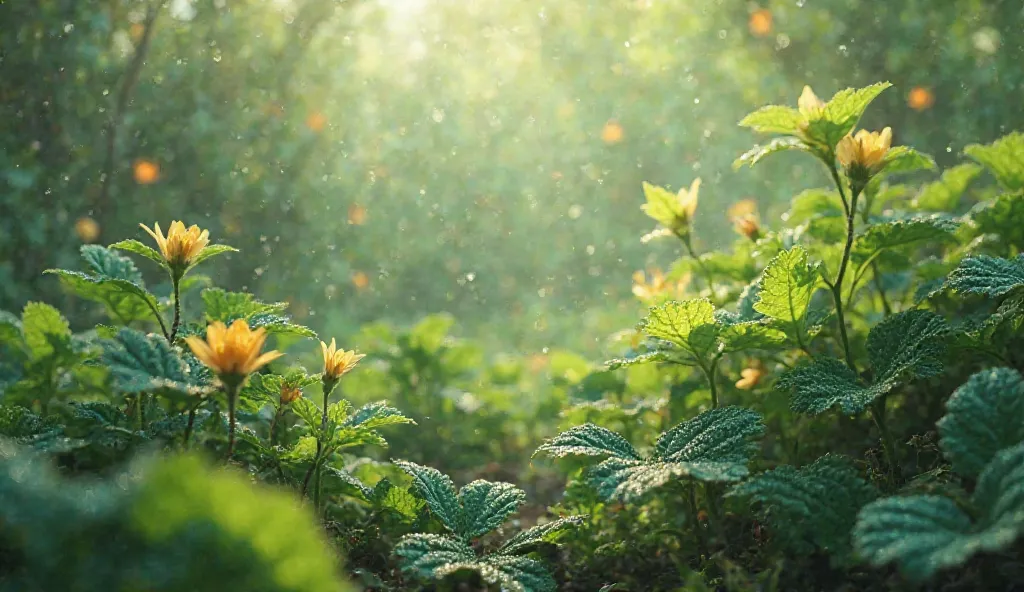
[344,401,415,430]
[585,458,691,502]
[395,534,476,577]
[938,368,1024,479]
[855,443,1024,582]
[479,555,557,592]
[394,460,464,534]
[947,254,1024,297]
[654,406,764,474]
[603,350,671,370]
[638,299,721,363]
[185,244,238,273]
[109,239,169,268]
[0,311,21,347]
[851,217,959,264]
[46,269,160,324]
[737,105,804,136]
[247,313,317,338]
[371,478,424,521]
[803,83,892,149]
[780,311,948,415]
[880,146,936,175]
[202,288,288,322]
[733,137,807,169]
[534,423,641,460]
[719,321,786,353]
[81,245,144,284]
[727,454,877,557]
[640,182,683,229]
[913,163,981,211]
[785,189,843,226]
[102,328,209,397]
[971,192,1024,249]
[496,516,586,556]
[21,302,70,358]
[754,247,819,348]
[458,480,526,539]
[965,131,1024,191]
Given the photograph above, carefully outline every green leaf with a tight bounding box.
[851,217,959,264]
[21,302,70,358]
[604,350,671,370]
[803,82,892,149]
[718,321,786,353]
[938,367,1024,479]
[965,131,1024,191]
[109,239,168,268]
[855,443,1024,582]
[737,105,804,136]
[102,328,210,397]
[247,313,317,339]
[947,254,1024,297]
[0,311,21,347]
[534,423,641,460]
[394,534,476,578]
[394,460,465,535]
[496,516,586,556]
[640,182,684,229]
[370,478,424,521]
[971,192,1024,249]
[785,189,843,226]
[638,299,721,364]
[780,358,881,415]
[344,401,415,430]
[654,406,764,478]
[733,137,807,170]
[185,244,238,273]
[458,480,526,539]
[754,247,820,348]
[202,288,288,322]
[478,555,557,592]
[45,261,160,324]
[727,454,877,557]
[913,163,981,211]
[868,309,948,387]
[585,458,692,502]
[880,146,936,175]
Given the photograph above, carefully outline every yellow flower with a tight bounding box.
[632,268,690,304]
[320,338,366,380]
[675,178,700,226]
[735,367,764,390]
[797,85,826,118]
[185,320,283,380]
[733,214,761,241]
[837,127,893,175]
[280,385,303,405]
[140,221,210,268]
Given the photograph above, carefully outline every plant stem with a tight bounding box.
[870,399,897,486]
[226,384,238,459]
[687,480,707,558]
[679,232,714,295]
[871,265,893,316]
[827,165,859,372]
[301,378,337,501]
[700,357,721,409]
[183,404,197,448]
[169,276,182,342]
[269,404,283,447]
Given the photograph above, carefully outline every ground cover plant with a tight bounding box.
[2,78,1023,591]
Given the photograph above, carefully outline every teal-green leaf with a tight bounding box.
[727,454,877,557]
[479,555,557,592]
[971,192,1024,250]
[965,131,1024,191]
[496,516,586,556]
[185,244,238,273]
[393,460,465,535]
[102,328,210,397]
[779,357,882,415]
[394,533,476,578]
[638,299,721,363]
[458,480,526,539]
[737,105,804,136]
[585,458,690,502]
[733,137,807,170]
[21,302,70,359]
[867,309,949,389]
[947,254,1024,297]
[654,406,764,478]
[971,443,1024,532]
[534,423,641,460]
[938,368,1024,479]
[754,246,820,348]
[109,239,168,269]
[46,269,160,324]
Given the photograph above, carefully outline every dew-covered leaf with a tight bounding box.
[534,423,640,460]
[394,533,476,578]
[638,299,721,364]
[938,368,1024,479]
[851,217,959,264]
[458,480,526,539]
[655,406,764,473]
[727,454,877,557]
[779,357,882,415]
[868,309,949,390]
[946,254,1024,298]
[393,460,464,535]
[733,137,807,170]
[344,401,415,430]
[754,247,820,348]
[496,516,586,556]
[102,328,210,397]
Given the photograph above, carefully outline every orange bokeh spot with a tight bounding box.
[351,271,370,290]
[908,86,935,111]
[348,204,368,225]
[129,23,145,42]
[749,9,773,37]
[601,120,624,144]
[727,198,758,219]
[133,159,160,184]
[75,217,100,243]
[305,111,327,132]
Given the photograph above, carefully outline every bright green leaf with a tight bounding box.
[733,137,807,170]
[737,105,804,136]
[109,239,168,269]
[754,247,820,348]
[638,299,721,363]
[534,423,641,460]
[21,302,70,358]
[965,131,1024,191]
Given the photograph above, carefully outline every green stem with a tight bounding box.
[679,232,714,294]
[301,377,338,502]
[700,356,721,408]
[870,399,897,486]
[183,404,198,448]
[871,264,893,316]
[828,165,859,372]
[148,300,171,342]
[169,276,182,343]
[269,404,284,447]
[226,384,239,460]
